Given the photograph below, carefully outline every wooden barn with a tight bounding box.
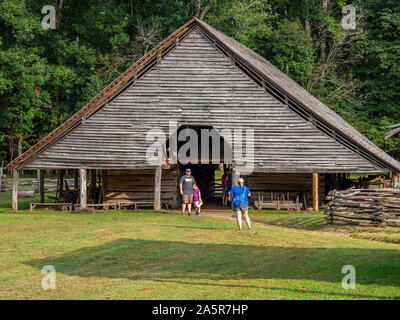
[6,18,400,211]
[385,123,400,170]
[386,123,400,140]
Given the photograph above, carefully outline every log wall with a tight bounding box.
[103,167,179,208]
[246,172,325,207]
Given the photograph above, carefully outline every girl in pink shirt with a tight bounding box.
[193,184,202,216]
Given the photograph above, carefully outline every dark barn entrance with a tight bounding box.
[179,164,219,203]
[169,125,232,205]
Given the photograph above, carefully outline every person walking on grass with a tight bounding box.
[221,169,228,206]
[179,168,196,215]
[229,177,252,230]
[224,169,232,207]
[193,184,202,216]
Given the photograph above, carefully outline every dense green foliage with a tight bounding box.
[1,0,399,164]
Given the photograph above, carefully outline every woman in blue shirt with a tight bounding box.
[228,177,252,230]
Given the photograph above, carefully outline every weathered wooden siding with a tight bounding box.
[24,28,380,173]
[103,168,179,208]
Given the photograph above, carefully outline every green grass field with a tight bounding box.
[1,190,400,299]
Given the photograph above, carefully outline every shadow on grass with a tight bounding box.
[249,213,326,231]
[163,224,230,230]
[25,238,400,299]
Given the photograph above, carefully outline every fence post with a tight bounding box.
[12,169,19,211]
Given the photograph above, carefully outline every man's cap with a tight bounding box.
[238,178,244,184]
[185,168,191,172]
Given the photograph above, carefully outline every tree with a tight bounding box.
[195,0,217,20]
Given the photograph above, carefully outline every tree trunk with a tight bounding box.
[17,137,22,157]
[320,0,328,62]
[130,0,134,16]
[304,0,312,40]
[200,0,215,20]
[305,19,311,40]
[195,0,201,18]
[9,138,14,162]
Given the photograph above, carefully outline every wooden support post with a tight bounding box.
[80,169,87,208]
[56,169,64,202]
[313,172,319,211]
[232,167,240,187]
[12,169,19,211]
[59,169,64,193]
[171,166,179,209]
[393,172,400,189]
[38,169,45,203]
[154,166,162,210]
[74,169,79,191]
[89,169,96,201]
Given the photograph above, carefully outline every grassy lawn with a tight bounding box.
[1,190,400,299]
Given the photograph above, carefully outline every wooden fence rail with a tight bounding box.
[324,188,400,227]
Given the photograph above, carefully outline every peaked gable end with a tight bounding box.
[23,28,382,173]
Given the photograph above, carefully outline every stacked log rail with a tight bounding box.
[325,188,400,227]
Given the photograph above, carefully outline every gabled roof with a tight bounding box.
[387,123,400,130]
[386,124,400,140]
[6,18,400,172]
